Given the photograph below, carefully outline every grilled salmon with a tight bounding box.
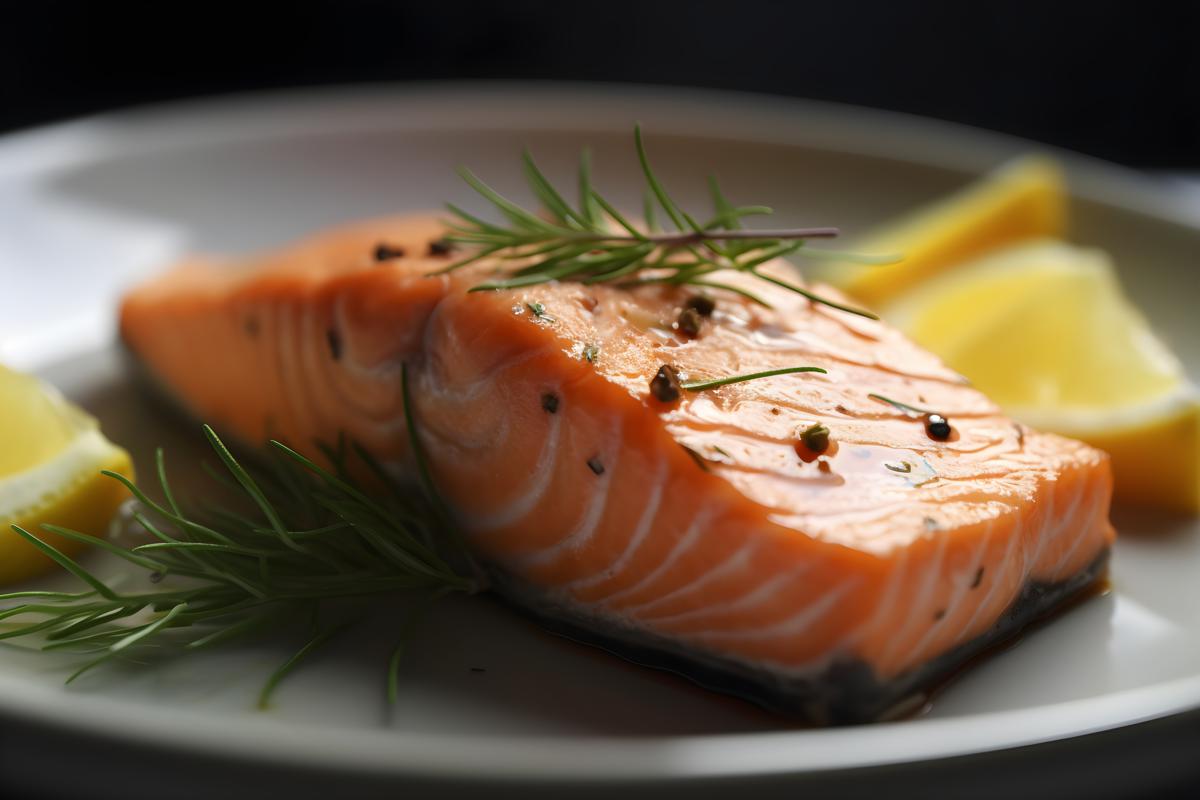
[119,213,1115,723]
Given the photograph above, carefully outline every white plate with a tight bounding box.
[1,84,1199,799]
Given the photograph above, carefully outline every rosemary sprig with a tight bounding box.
[0,369,475,706]
[437,126,883,320]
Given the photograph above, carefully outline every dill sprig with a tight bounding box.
[0,366,475,706]
[435,126,884,320]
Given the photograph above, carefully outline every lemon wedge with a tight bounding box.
[819,155,1067,307]
[0,364,134,585]
[884,240,1200,513]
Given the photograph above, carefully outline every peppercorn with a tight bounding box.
[676,307,703,338]
[684,294,716,317]
[924,413,952,440]
[428,238,456,256]
[650,365,683,403]
[373,242,406,261]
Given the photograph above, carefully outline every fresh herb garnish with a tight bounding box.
[868,393,932,416]
[1,367,476,706]
[525,302,555,322]
[436,127,884,319]
[680,366,827,392]
[799,423,831,453]
[868,394,954,440]
[649,364,828,402]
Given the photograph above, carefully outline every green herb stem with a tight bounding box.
[0,369,474,705]
[868,393,933,416]
[681,366,828,392]
[439,126,879,318]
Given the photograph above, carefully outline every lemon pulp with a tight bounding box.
[0,365,134,585]
[884,241,1200,512]
[816,155,1066,308]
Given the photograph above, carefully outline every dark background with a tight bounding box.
[1,0,1198,168]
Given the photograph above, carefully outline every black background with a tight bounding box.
[1,0,1198,168]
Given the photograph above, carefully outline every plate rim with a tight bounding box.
[1,81,1198,783]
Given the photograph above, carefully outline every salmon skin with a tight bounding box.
[120,214,1115,724]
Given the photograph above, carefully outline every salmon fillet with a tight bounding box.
[119,213,1115,723]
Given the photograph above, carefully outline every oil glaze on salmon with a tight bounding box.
[119,214,1115,723]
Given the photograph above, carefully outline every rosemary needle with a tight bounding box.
[868,393,932,416]
[258,622,353,710]
[682,366,828,392]
[439,126,884,319]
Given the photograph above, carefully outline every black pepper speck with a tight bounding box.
[428,238,456,256]
[650,365,683,403]
[373,242,406,261]
[924,413,952,440]
[541,392,560,414]
[685,294,716,317]
[326,328,342,361]
[681,445,711,472]
[676,307,703,338]
[586,457,605,476]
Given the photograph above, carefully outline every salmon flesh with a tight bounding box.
[119,214,1115,723]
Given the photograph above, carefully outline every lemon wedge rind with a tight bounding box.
[0,427,127,523]
[820,155,1067,307]
[0,365,133,585]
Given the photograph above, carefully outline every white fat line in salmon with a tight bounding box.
[561,456,669,593]
[694,577,862,643]
[582,503,724,608]
[904,517,997,667]
[643,559,820,628]
[511,416,623,570]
